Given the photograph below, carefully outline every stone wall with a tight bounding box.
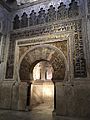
[0,0,90,119]
[0,4,11,81]
[56,82,90,118]
[18,82,27,110]
[0,81,15,109]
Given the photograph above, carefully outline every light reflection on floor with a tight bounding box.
[0,103,89,120]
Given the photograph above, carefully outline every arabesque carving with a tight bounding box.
[5,19,87,79]
[13,0,79,30]
[19,46,66,81]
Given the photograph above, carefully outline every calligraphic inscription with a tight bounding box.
[73,21,87,78]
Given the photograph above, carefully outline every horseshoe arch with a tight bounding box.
[18,44,67,82]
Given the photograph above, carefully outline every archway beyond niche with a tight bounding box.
[30,60,54,109]
[33,61,54,81]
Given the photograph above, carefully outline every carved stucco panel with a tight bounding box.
[19,45,66,82]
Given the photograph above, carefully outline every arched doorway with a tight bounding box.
[18,44,67,112]
[29,61,54,111]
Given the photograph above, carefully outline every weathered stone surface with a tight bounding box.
[11,82,19,110]
[18,82,27,110]
[56,82,90,118]
[30,83,43,109]
[0,81,15,109]
[13,0,79,29]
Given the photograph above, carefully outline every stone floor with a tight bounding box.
[0,104,89,120]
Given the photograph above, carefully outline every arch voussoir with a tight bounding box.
[19,45,67,82]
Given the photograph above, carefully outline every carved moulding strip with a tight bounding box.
[73,20,87,78]
[17,33,68,46]
[5,19,87,79]
[5,36,16,79]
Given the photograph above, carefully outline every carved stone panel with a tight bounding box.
[47,5,56,22]
[21,12,28,28]
[19,45,66,81]
[73,21,87,78]
[13,15,20,29]
[57,2,68,20]
[37,8,46,24]
[19,41,67,60]
[68,0,79,17]
[29,10,37,26]
[5,36,16,79]
[13,1,80,30]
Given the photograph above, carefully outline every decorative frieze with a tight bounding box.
[19,41,67,60]
[11,21,76,41]
[13,0,79,30]
[5,19,87,79]
[73,21,87,78]
[19,46,66,81]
